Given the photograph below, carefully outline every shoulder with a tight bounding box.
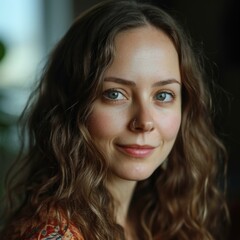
[22,221,83,240]
[14,210,84,240]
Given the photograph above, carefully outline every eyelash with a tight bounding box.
[102,88,127,102]
[102,88,175,103]
[154,91,175,103]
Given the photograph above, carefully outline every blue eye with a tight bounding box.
[155,92,173,102]
[103,89,126,100]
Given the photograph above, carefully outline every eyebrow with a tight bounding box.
[104,77,181,87]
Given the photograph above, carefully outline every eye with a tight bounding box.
[103,89,126,101]
[155,91,174,102]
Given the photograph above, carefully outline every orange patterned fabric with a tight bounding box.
[18,213,84,240]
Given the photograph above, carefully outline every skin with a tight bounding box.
[87,25,181,233]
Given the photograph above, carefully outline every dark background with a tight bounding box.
[0,0,239,238]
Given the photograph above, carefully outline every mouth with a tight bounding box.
[116,144,156,158]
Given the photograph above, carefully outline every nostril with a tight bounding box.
[144,122,154,132]
[130,119,154,132]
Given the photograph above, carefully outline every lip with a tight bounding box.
[116,144,155,158]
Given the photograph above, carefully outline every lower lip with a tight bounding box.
[116,146,155,158]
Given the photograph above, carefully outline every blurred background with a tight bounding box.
[0,0,239,238]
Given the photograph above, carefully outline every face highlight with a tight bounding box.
[88,26,181,182]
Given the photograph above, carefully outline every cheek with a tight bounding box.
[87,108,126,139]
[158,112,181,141]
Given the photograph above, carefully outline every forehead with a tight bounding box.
[111,26,179,69]
[105,26,180,83]
[114,25,176,53]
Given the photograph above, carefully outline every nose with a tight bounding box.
[129,105,155,133]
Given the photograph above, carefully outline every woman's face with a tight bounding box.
[88,26,181,181]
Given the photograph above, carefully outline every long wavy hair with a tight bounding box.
[0,0,229,239]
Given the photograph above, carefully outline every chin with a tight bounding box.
[117,168,157,182]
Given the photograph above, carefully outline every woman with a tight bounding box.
[0,0,229,239]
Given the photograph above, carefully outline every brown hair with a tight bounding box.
[1,0,229,239]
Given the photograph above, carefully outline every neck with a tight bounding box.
[106,175,137,227]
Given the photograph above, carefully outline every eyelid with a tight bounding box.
[102,88,127,101]
[154,90,175,102]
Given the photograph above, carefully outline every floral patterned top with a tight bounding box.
[16,212,84,240]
